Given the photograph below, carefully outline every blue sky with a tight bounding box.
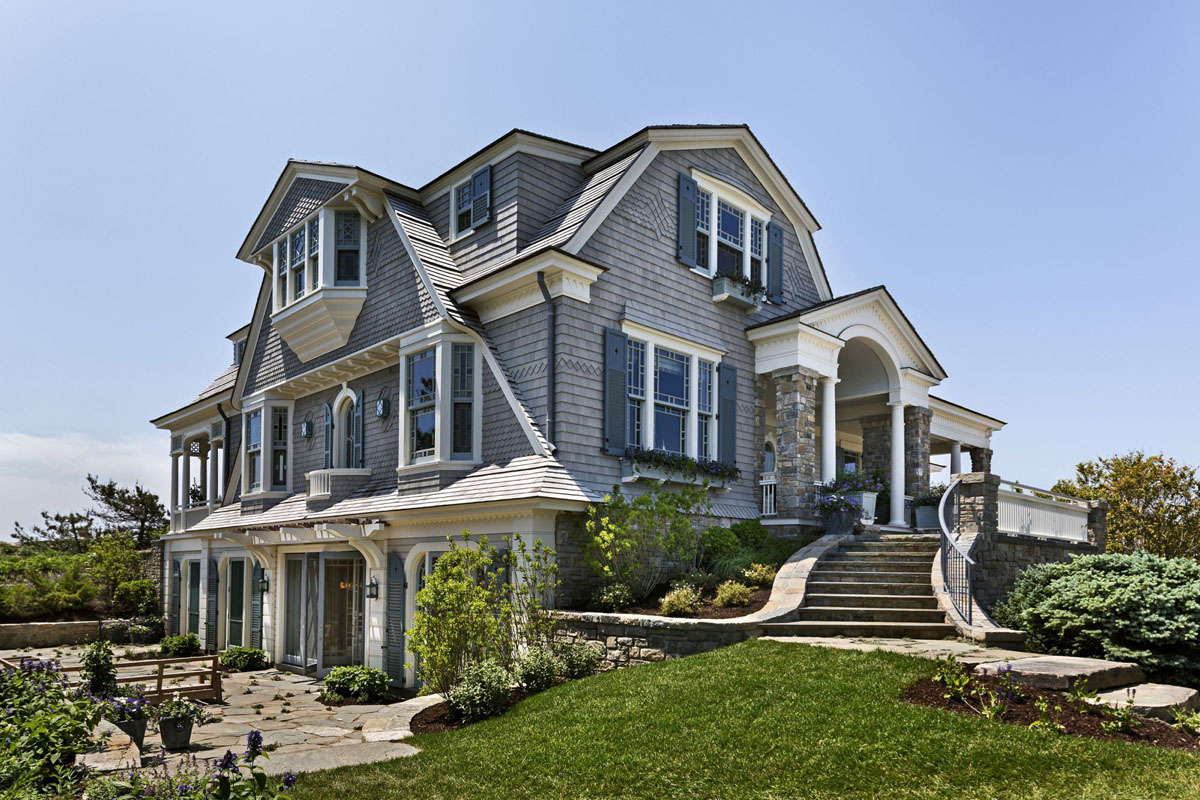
[1,0,1197,534]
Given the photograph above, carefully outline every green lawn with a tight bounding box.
[294,640,1200,800]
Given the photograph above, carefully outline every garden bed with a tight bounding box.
[409,688,531,734]
[318,688,412,707]
[615,584,772,619]
[905,676,1199,751]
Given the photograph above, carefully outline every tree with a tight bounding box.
[84,474,168,548]
[86,534,142,602]
[1053,451,1200,560]
[13,510,96,554]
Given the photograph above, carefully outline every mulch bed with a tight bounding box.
[319,688,413,707]
[410,688,531,734]
[905,676,1199,751]
[616,585,771,619]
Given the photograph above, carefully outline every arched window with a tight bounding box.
[324,388,363,470]
[763,441,776,474]
[338,398,355,468]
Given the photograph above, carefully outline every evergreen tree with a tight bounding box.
[84,474,168,548]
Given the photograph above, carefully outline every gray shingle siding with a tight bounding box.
[481,358,536,463]
[428,153,521,282]
[253,178,348,254]
[512,154,584,248]
[483,304,547,435]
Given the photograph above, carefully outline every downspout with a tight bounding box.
[217,403,231,505]
[536,272,556,447]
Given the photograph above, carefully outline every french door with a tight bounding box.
[282,552,364,675]
[227,559,245,648]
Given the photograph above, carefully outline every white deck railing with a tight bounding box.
[997,480,1090,542]
[760,471,777,517]
[307,470,333,498]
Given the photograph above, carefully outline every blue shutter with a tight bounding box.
[323,402,333,469]
[353,390,364,469]
[603,328,628,456]
[718,364,738,467]
[170,558,181,635]
[205,557,218,651]
[767,222,784,303]
[470,165,491,228]
[386,551,406,686]
[677,172,698,267]
[249,561,263,649]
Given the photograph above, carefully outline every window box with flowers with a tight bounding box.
[621,446,739,489]
[711,271,766,310]
[816,493,862,536]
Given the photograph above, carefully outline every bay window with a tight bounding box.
[243,401,293,496]
[246,410,262,492]
[271,408,288,491]
[398,331,483,471]
[407,348,436,461]
[335,211,361,285]
[270,208,364,312]
[451,343,474,458]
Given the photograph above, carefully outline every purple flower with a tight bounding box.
[244,729,263,759]
[213,750,240,773]
[281,771,298,789]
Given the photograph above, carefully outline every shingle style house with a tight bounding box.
[151,124,1004,683]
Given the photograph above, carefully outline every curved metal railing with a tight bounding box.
[937,477,975,625]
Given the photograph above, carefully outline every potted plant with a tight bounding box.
[100,619,130,645]
[825,471,884,524]
[912,484,947,529]
[712,269,767,310]
[816,493,861,536]
[155,692,207,751]
[104,686,152,749]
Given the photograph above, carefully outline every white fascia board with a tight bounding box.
[152,393,231,431]
[452,251,605,324]
[746,319,844,377]
[422,133,595,204]
[230,276,273,411]
[929,398,1002,449]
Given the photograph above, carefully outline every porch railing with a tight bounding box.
[937,478,974,625]
[997,480,1090,542]
[760,471,777,517]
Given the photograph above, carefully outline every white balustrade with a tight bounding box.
[997,480,1090,542]
[760,471,777,517]
[308,470,333,498]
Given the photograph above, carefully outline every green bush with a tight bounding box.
[159,633,202,657]
[710,538,803,582]
[993,553,1200,685]
[592,582,634,612]
[446,659,510,721]
[557,640,601,680]
[669,569,713,594]
[514,645,561,693]
[730,520,769,549]
[218,646,269,672]
[741,562,778,588]
[322,665,389,703]
[0,582,38,620]
[714,580,753,607]
[700,526,741,566]
[114,579,159,616]
[80,639,117,697]
[659,586,703,616]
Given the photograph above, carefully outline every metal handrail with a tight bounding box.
[937,477,975,625]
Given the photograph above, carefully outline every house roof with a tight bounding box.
[150,363,237,426]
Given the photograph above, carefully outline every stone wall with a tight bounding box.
[554,511,595,609]
[0,620,101,649]
[772,366,819,519]
[554,615,755,668]
[859,414,889,484]
[904,406,932,498]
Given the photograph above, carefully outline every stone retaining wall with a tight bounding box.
[973,531,1095,612]
[0,620,101,649]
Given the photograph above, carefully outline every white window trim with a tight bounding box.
[271,208,367,314]
[397,334,483,472]
[329,386,360,470]
[620,320,724,462]
[449,177,476,243]
[689,169,773,282]
[241,398,294,499]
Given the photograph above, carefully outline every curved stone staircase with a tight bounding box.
[761,534,956,639]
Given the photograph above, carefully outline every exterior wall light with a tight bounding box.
[300,419,313,439]
[375,391,390,420]
[258,575,270,593]
[366,576,380,599]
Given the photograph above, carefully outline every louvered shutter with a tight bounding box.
[170,558,181,635]
[323,403,333,469]
[470,165,491,228]
[718,364,738,467]
[677,172,698,267]
[249,561,263,649]
[386,551,406,685]
[353,390,364,469]
[205,558,218,651]
[767,222,784,303]
[603,329,628,456]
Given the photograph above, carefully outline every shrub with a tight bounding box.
[714,581,753,607]
[159,633,202,657]
[80,638,118,698]
[114,579,159,616]
[670,569,713,594]
[557,640,601,679]
[700,526,741,566]
[514,645,561,693]
[322,665,389,703]
[592,582,634,612]
[85,536,142,603]
[219,646,269,672]
[742,562,778,588]
[730,520,769,549]
[993,552,1200,685]
[710,538,803,582]
[23,561,95,616]
[659,586,703,616]
[0,583,37,620]
[446,659,510,721]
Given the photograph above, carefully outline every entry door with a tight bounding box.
[320,554,365,669]
[283,554,319,672]
[186,561,201,636]
[227,559,245,648]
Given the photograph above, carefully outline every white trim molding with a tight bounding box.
[452,250,605,324]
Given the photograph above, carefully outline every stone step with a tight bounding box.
[796,606,949,624]
[811,573,931,585]
[803,593,940,610]
[1095,683,1200,721]
[761,620,957,639]
[817,560,931,572]
[832,551,936,563]
[841,540,941,553]
[805,580,935,595]
[973,655,1146,692]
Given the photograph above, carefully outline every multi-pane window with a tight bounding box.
[716,200,745,277]
[291,228,306,300]
[626,339,646,448]
[308,218,320,286]
[407,348,436,460]
[454,180,473,233]
[271,408,288,491]
[695,190,711,272]
[698,360,714,460]
[246,410,262,492]
[335,211,361,285]
[653,347,690,454]
[451,343,474,457]
[276,241,288,306]
[750,219,765,286]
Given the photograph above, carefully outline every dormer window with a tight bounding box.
[681,170,780,302]
[449,165,492,239]
[334,211,361,285]
[273,213,321,311]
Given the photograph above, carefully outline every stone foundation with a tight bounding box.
[554,616,755,668]
[772,366,819,519]
[973,532,1096,612]
[0,620,101,649]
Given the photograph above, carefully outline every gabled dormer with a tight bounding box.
[237,161,408,362]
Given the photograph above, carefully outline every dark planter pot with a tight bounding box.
[914,505,939,530]
[159,718,194,751]
[113,718,147,750]
[820,508,858,536]
[101,627,128,644]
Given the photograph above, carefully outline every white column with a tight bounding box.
[208,442,220,508]
[170,453,180,528]
[198,452,208,502]
[950,441,962,475]
[819,377,838,484]
[889,402,906,527]
[182,451,191,511]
